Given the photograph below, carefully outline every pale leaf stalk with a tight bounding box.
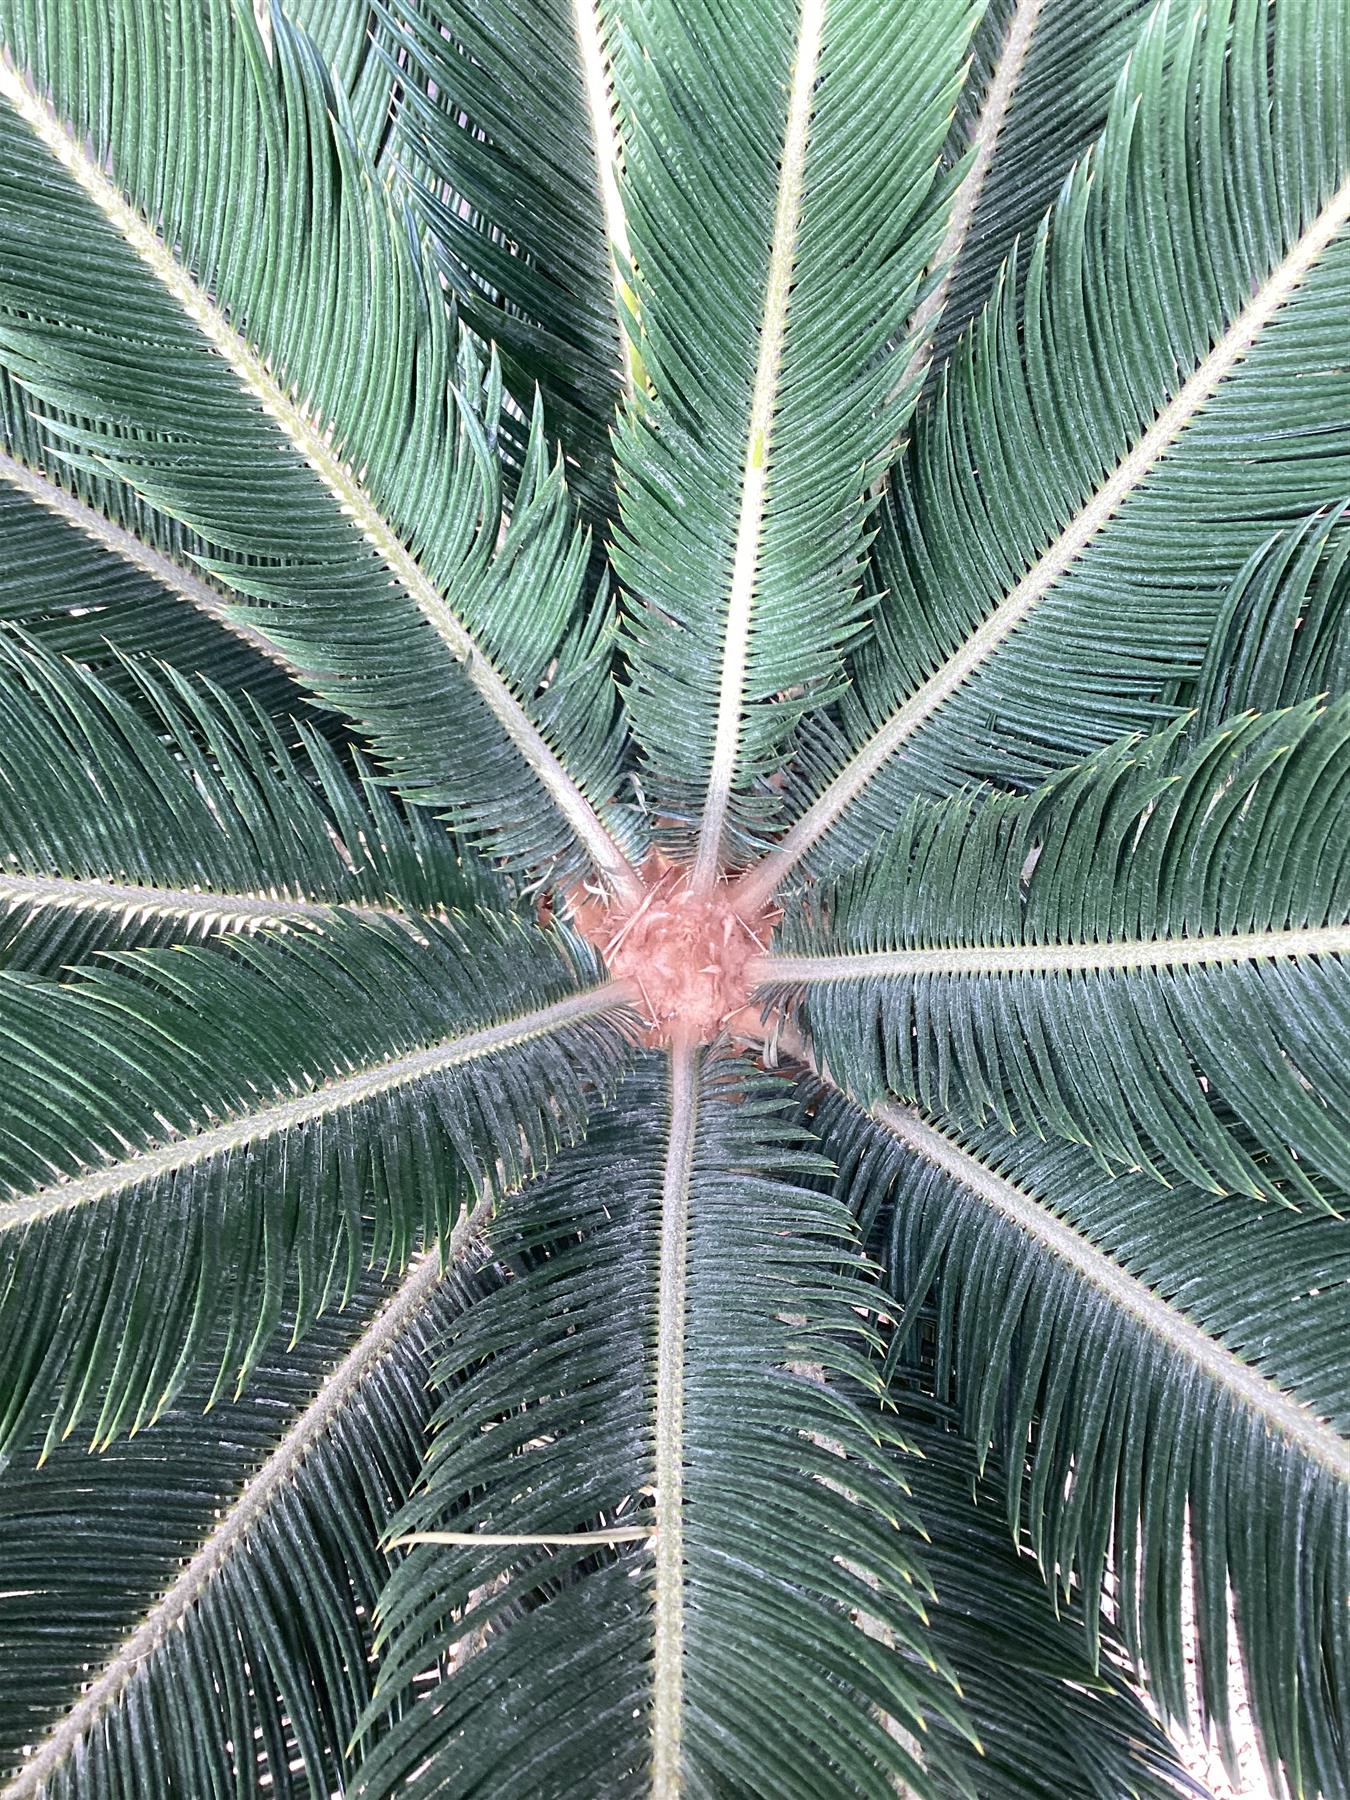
[904,0,1045,363]
[692,0,826,891]
[754,921,1350,983]
[868,1101,1350,1483]
[0,57,644,907]
[0,448,299,676]
[652,1036,699,1795]
[570,0,637,401]
[0,872,422,931]
[391,1526,652,1547]
[735,171,1350,910]
[762,1020,1350,1484]
[0,982,627,1234]
[0,1211,492,1800]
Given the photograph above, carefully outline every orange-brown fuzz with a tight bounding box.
[569,853,780,1048]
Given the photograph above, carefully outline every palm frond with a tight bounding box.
[915,0,1178,383]
[354,1056,969,1799]
[762,704,1350,1201]
[1192,503,1350,732]
[0,910,630,1461]
[741,0,1350,900]
[0,1238,479,1799]
[278,0,401,152]
[0,633,503,973]
[0,635,498,963]
[0,0,644,896]
[872,1400,1204,1800]
[612,0,976,878]
[0,368,321,725]
[809,1085,1350,1800]
[1,1199,1206,1800]
[379,0,631,532]
[0,1,1343,1794]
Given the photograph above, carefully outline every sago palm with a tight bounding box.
[0,0,1346,1795]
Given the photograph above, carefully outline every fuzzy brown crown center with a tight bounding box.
[568,854,776,1046]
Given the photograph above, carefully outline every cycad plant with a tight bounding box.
[0,0,1346,1795]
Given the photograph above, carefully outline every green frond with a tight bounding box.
[0,2,1343,1795]
[0,368,323,726]
[0,910,631,1461]
[1192,503,1350,732]
[0,1247,474,1799]
[918,0,1179,382]
[612,0,977,877]
[874,1400,1203,1800]
[0,0,643,895]
[0,1208,1204,1800]
[379,0,630,531]
[752,0,1350,894]
[0,633,503,973]
[354,1057,970,1800]
[278,0,401,153]
[810,1087,1350,1800]
[765,705,1350,1201]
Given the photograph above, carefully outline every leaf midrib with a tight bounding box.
[0,1219,486,1800]
[736,171,1350,907]
[569,0,636,403]
[871,1100,1350,1484]
[0,983,624,1233]
[0,57,643,906]
[691,0,827,890]
[652,1037,699,1795]
[905,0,1046,367]
[757,921,1350,982]
[0,870,419,928]
[0,446,300,675]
